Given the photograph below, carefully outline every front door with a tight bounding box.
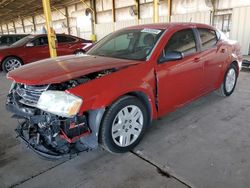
[25,36,50,63]
[155,28,204,116]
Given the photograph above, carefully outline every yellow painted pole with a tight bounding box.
[153,0,159,23]
[112,0,116,31]
[134,0,140,25]
[42,0,57,58]
[168,0,172,22]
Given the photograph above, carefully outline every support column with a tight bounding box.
[134,0,140,25]
[153,0,159,23]
[0,25,3,34]
[21,18,26,33]
[13,21,16,33]
[112,0,116,31]
[32,16,37,32]
[91,0,97,41]
[42,0,57,58]
[65,6,71,34]
[168,0,172,22]
[6,24,9,34]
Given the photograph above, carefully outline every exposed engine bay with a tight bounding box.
[6,69,114,159]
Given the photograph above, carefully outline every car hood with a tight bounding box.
[7,55,140,85]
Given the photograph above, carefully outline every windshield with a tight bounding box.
[88,28,164,61]
[11,35,35,47]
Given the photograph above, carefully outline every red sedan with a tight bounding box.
[0,34,93,72]
[6,23,242,159]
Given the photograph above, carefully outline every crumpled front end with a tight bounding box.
[6,82,93,159]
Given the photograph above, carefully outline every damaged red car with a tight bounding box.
[6,23,242,159]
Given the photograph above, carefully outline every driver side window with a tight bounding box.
[163,29,197,57]
[32,37,48,46]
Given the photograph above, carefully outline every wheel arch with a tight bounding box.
[1,55,24,65]
[1,55,23,71]
[231,60,239,76]
[124,91,153,122]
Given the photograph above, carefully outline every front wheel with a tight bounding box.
[99,96,149,153]
[218,64,238,96]
[2,57,22,72]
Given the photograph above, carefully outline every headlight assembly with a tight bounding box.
[37,91,83,117]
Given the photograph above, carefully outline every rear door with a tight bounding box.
[196,28,225,91]
[57,35,78,56]
[156,28,204,116]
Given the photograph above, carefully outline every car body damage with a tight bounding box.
[6,54,155,158]
[6,23,242,159]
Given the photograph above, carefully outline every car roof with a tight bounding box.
[29,33,75,37]
[124,22,215,30]
[0,34,28,37]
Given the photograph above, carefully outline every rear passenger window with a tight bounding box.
[164,29,197,56]
[57,36,76,43]
[198,28,218,50]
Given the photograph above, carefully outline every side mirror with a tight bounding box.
[26,42,34,47]
[158,51,184,64]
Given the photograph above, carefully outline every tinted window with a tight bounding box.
[0,36,12,44]
[32,37,48,46]
[198,28,217,50]
[164,29,197,56]
[57,35,76,43]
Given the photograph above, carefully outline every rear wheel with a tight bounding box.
[218,64,238,96]
[2,57,22,72]
[74,50,85,56]
[99,96,149,153]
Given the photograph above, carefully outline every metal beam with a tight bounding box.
[91,0,97,41]
[134,0,140,25]
[112,0,116,31]
[42,0,57,58]
[168,0,172,22]
[65,6,71,34]
[53,6,66,17]
[6,24,9,34]
[21,18,26,33]
[153,0,159,23]
[0,25,3,34]
[13,21,16,33]
[32,16,37,32]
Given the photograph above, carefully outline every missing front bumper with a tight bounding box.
[16,121,91,160]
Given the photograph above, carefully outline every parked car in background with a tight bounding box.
[242,59,250,69]
[0,34,28,48]
[6,23,242,159]
[0,34,93,72]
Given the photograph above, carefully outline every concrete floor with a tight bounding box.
[0,69,250,188]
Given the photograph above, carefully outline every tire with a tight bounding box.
[99,95,149,153]
[2,57,22,73]
[218,64,238,96]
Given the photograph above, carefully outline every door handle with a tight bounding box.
[194,57,200,62]
[220,48,226,53]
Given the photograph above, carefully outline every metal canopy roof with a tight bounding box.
[0,0,78,24]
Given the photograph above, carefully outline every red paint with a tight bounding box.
[60,129,91,143]
[7,23,242,120]
[0,34,93,68]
